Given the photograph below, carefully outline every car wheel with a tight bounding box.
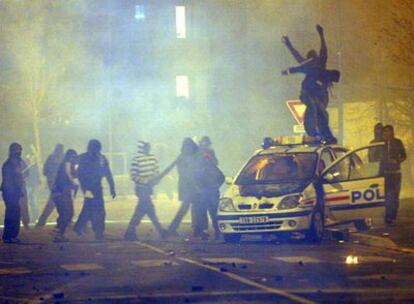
[354,218,372,231]
[223,233,241,243]
[306,208,324,242]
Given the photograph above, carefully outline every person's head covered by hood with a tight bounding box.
[9,143,22,159]
[137,141,151,155]
[180,137,198,156]
[64,149,78,164]
[53,143,64,157]
[87,139,102,155]
[199,136,212,149]
[374,122,384,140]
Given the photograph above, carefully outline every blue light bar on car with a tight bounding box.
[262,135,319,148]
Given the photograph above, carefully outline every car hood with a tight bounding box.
[238,182,309,198]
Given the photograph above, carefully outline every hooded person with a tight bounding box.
[36,143,64,227]
[73,139,116,240]
[198,147,225,239]
[52,149,78,242]
[1,143,27,243]
[124,141,167,241]
[368,123,384,162]
[168,138,203,237]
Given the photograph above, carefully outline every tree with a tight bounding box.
[380,0,414,191]
[0,0,87,165]
[383,0,414,68]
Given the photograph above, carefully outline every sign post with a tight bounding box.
[286,100,306,134]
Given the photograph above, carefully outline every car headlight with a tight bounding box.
[277,195,302,210]
[219,198,236,212]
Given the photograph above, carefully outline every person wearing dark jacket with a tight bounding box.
[36,144,64,227]
[368,123,384,162]
[52,149,78,242]
[198,149,225,240]
[73,140,115,240]
[1,143,26,243]
[282,25,338,144]
[168,138,203,237]
[124,141,167,241]
[381,125,406,226]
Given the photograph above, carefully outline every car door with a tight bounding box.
[320,143,386,223]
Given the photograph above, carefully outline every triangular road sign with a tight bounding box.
[286,100,306,125]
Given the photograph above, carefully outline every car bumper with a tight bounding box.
[217,210,312,234]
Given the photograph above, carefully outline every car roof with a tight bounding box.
[257,144,347,155]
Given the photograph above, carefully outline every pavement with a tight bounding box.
[0,197,413,303]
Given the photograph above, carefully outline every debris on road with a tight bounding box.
[53,292,64,299]
[191,286,204,292]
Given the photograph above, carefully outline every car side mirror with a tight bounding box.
[322,172,339,183]
[225,176,234,185]
[323,173,335,182]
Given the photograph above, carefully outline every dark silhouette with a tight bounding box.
[168,138,203,237]
[282,25,339,144]
[52,149,78,242]
[381,125,406,226]
[73,139,116,240]
[368,122,384,162]
[36,144,64,227]
[198,136,224,239]
[1,143,27,243]
[198,137,225,240]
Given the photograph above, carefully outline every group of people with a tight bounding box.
[125,136,224,241]
[0,140,115,243]
[0,136,224,244]
[0,24,408,244]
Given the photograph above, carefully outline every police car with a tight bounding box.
[217,136,386,243]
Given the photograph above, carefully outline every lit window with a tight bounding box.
[176,6,186,38]
[176,75,189,99]
[135,5,145,20]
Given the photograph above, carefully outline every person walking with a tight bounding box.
[124,141,167,241]
[25,154,41,224]
[168,138,203,237]
[199,153,224,239]
[36,144,64,227]
[1,143,26,243]
[381,125,406,226]
[282,25,339,144]
[52,149,78,242]
[73,140,116,240]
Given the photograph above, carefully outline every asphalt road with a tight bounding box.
[1,214,414,304]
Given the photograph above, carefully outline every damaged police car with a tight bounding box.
[218,136,386,243]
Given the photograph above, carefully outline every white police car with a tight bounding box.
[218,136,386,243]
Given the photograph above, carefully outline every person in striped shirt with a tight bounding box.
[124,141,167,241]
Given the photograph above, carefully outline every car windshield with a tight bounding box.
[235,152,317,185]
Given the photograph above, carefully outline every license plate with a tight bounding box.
[239,216,269,224]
